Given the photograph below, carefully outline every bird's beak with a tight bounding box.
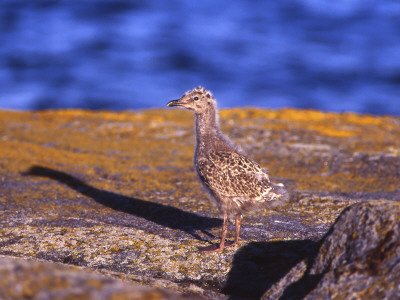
[167,98,192,109]
[166,99,182,107]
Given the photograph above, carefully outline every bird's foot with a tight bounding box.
[197,241,236,252]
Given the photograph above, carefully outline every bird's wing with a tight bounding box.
[197,151,273,198]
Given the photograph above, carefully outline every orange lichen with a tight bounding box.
[1,107,399,297]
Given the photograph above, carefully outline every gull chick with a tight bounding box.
[167,86,289,252]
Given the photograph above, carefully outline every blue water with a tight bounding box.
[1,1,400,115]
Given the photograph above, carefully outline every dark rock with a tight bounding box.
[262,201,400,299]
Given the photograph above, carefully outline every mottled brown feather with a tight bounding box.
[197,151,275,200]
[168,87,289,251]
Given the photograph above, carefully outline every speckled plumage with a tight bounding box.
[197,151,286,214]
[167,86,289,251]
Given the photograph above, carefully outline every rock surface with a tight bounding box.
[0,108,399,299]
[0,255,188,299]
[262,200,400,299]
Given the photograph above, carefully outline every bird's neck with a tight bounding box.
[194,107,225,157]
[195,107,220,137]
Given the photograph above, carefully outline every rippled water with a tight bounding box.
[1,1,400,115]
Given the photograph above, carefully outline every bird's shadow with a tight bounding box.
[222,239,320,299]
[22,166,222,242]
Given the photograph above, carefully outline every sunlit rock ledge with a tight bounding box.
[0,108,399,299]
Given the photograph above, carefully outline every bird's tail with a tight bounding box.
[269,182,289,208]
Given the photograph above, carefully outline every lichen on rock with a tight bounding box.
[0,255,187,300]
[0,108,399,298]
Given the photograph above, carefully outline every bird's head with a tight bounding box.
[167,86,216,114]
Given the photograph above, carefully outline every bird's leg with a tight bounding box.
[233,214,242,247]
[218,212,229,250]
[198,213,229,252]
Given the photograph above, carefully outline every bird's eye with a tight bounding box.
[193,96,199,101]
